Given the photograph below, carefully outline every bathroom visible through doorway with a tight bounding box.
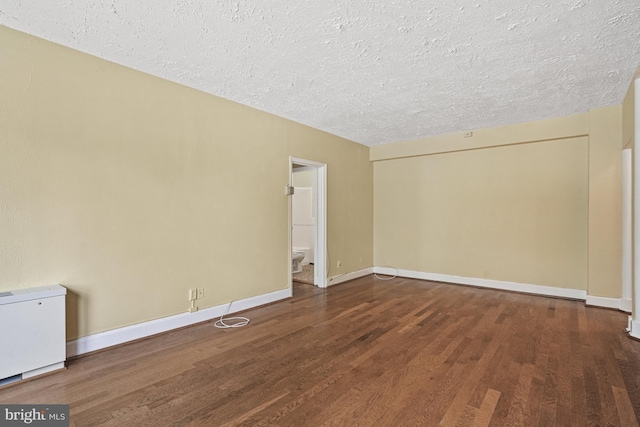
[289,157,327,289]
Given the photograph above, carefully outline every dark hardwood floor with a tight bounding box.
[1,276,639,426]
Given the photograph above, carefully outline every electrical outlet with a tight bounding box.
[189,289,197,301]
[197,288,204,299]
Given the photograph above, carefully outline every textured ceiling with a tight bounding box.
[1,1,639,146]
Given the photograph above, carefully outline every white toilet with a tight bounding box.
[292,251,305,273]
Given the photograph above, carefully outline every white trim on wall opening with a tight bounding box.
[629,77,640,339]
[622,148,632,313]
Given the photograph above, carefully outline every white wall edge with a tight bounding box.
[627,316,640,340]
[374,267,588,300]
[328,267,374,286]
[66,288,292,358]
[620,298,633,313]
[622,149,632,308]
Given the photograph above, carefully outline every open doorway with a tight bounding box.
[289,157,327,290]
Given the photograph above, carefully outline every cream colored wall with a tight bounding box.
[623,76,636,149]
[374,136,589,290]
[0,26,373,339]
[370,114,588,161]
[373,110,625,297]
[588,106,623,298]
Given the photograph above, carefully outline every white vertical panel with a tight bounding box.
[622,149,632,312]
[0,285,66,380]
[630,79,640,339]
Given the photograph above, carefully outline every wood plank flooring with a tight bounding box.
[1,276,639,426]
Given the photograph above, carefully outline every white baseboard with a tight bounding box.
[66,288,291,358]
[22,362,65,379]
[627,316,640,340]
[585,295,629,311]
[328,267,374,286]
[620,298,633,313]
[374,267,588,300]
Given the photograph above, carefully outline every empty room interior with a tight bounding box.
[1,1,640,426]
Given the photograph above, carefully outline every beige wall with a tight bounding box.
[0,24,632,342]
[588,106,623,297]
[623,76,636,149]
[0,26,373,339]
[374,134,589,290]
[373,111,625,297]
[370,114,588,161]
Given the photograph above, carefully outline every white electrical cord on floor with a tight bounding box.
[374,266,398,281]
[214,300,250,329]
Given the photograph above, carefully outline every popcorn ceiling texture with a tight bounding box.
[0,1,639,145]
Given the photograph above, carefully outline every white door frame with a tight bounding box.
[290,157,327,288]
[622,148,632,313]
[630,76,640,339]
